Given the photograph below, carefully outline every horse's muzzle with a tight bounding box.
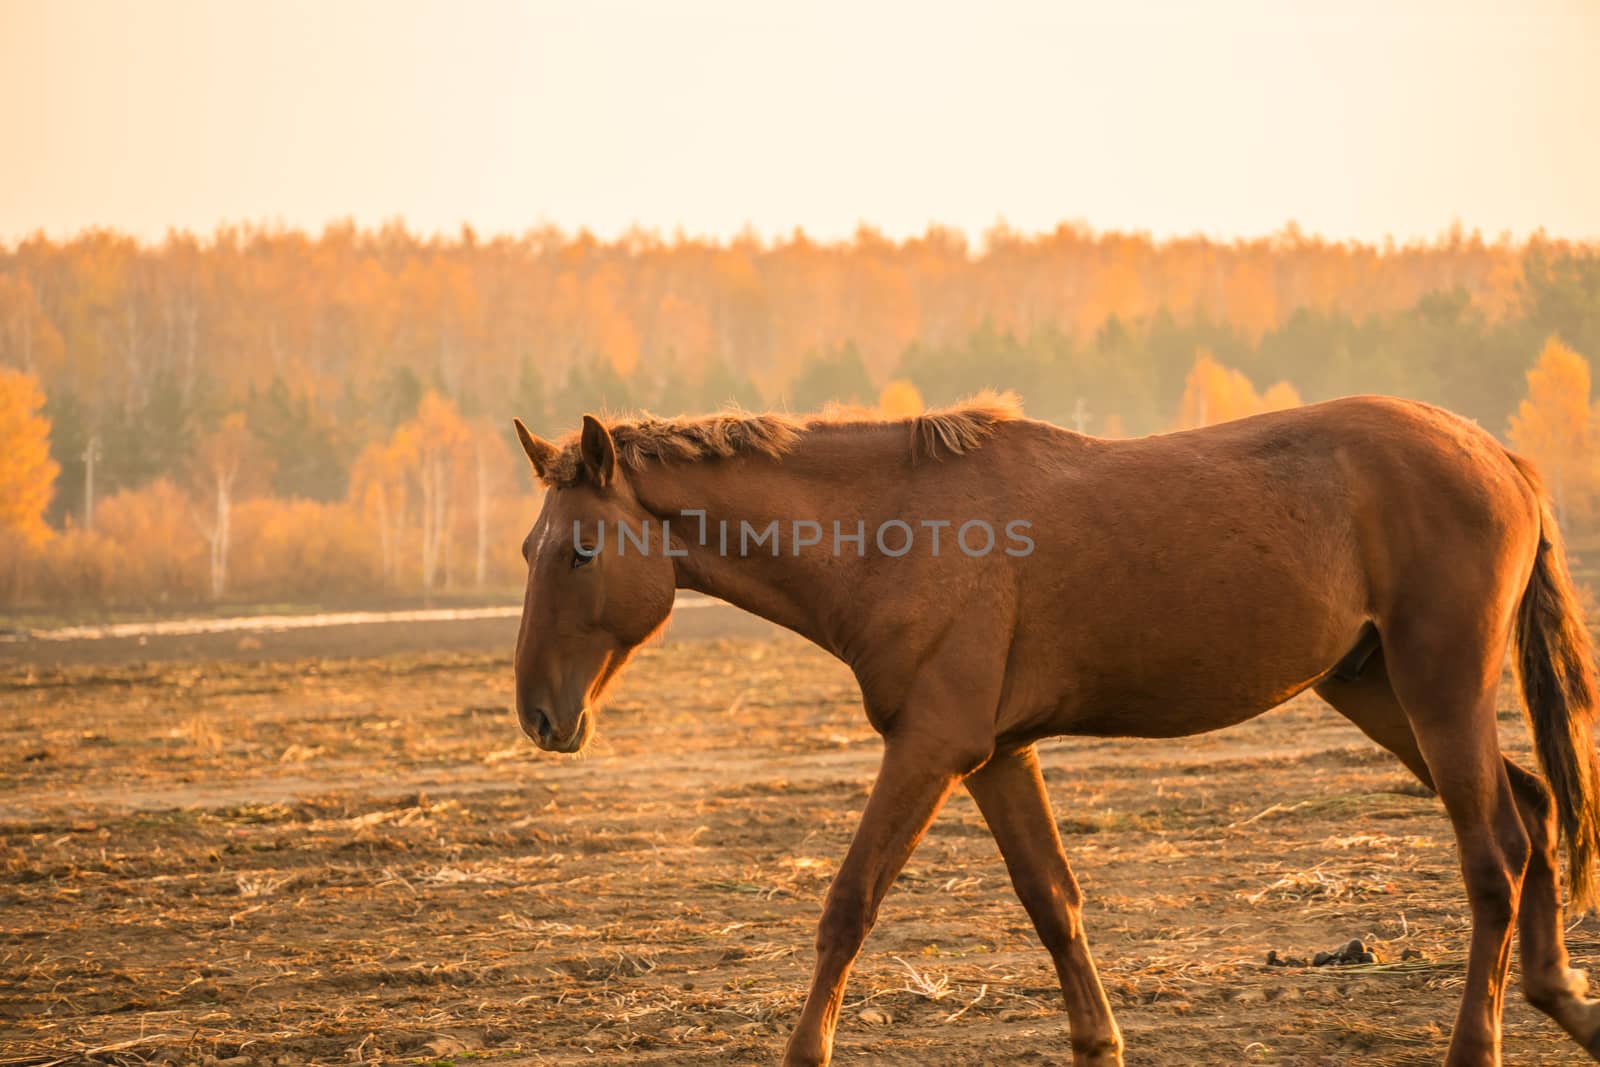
[519,705,588,753]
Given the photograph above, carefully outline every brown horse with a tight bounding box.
[510,394,1600,1066]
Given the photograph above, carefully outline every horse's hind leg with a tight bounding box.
[1371,618,1531,1067]
[965,746,1123,1066]
[1321,649,1600,1058]
[1503,758,1600,1053]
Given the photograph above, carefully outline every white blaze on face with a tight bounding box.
[528,510,556,568]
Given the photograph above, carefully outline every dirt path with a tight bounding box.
[2,631,1596,1065]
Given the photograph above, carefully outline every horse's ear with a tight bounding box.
[513,418,558,481]
[580,414,616,488]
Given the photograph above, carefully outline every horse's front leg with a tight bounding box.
[966,745,1124,1065]
[781,731,985,1067]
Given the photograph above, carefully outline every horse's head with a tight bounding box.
[510,414,675,753]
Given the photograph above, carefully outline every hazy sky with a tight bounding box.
[2,0,1596,245]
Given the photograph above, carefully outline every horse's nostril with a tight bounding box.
[534,709,553,742]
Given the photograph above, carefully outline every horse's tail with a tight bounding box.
[1508,451,1600,912]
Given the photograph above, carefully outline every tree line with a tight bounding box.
[0,222,1597,611]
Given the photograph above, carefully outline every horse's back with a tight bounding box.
[990,395,1543,741]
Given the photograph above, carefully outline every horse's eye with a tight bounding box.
[572,545,596,570]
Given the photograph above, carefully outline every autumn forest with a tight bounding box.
[2,222,1599,612]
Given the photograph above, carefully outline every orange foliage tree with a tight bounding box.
[230,498,381,601]
[37,481,208,606]
[0,275,66,379]
[466,420,513,589]
[186,413,267,599]
[389,392,473,592]
[1171,351,1301,430]
[878,379,925,419]
[1508,337,1596,527]
[0,368,59,547]
[349,439,411,588]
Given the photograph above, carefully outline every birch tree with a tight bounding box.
[187,413,260,599]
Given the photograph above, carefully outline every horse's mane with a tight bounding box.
[540,390,1022,487]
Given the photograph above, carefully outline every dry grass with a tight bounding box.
[2,635,1596,1065]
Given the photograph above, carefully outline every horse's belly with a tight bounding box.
[1058,686,1295,739]
[1009,521,1371,742]
[1039,623,1364,740]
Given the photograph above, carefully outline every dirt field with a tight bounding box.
[3,615,1598,1066]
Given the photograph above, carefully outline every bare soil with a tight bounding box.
[2,616,1596,1065]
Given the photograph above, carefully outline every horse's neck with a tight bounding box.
[632,450,865,653]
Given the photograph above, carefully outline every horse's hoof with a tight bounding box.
[780,1038,829,1067]
[1071,1037,1125,1067]
[1585,1026,1600,1062]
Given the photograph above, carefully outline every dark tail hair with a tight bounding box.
[1509,452,1600,912]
